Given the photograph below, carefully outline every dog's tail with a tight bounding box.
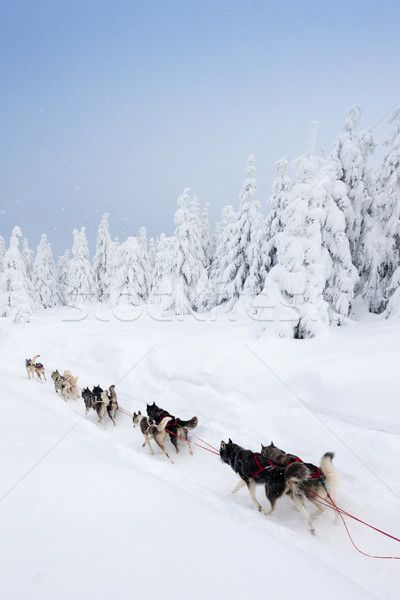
[284,462,310,495]
[319,452,340,501]
[32,354,40,364]
[157,416,172,432]
[178,416,198,430]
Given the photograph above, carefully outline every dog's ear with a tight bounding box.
[220,441,226,450]
[271,441,275,447]
[261,444,266,451]
[228,438,232,444]
[139,410,141,415]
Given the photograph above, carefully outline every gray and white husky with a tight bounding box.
[133,411,174,463]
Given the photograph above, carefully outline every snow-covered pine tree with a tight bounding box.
[331,106,378,279]
[67,228,95,305]
[209,205,236,306]
[149,234,174,307]
[137,226,151,301]
[265,158,292,270]
[32,234,61,308]
[0,236,6,272]
[21,238,34,281]
[167,188,207,314]
[0,226,33,323]
[373,109,400,313]
[57,250,70,305]
[92,213,114,302]
[200,203,212,268]
[215,154,264,309]
[319,165,359,322]
[258,124,329,338]
[109,237,148,306]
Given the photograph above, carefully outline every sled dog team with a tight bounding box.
[26,355,339,534]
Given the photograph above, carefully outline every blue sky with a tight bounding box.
[1,0,400,256]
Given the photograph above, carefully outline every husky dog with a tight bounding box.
[220,438,320,534]
[106,385,118,426]
[62,370,79,398]
[51,370,65,393]
[26,355,46,382]
[261,441,340,520]
[82,387,97,413]
[146,401,198,455]
[261,441,301,465]
[133,411,174,463]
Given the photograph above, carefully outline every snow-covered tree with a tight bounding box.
[57,250,70,305]
[319,167,359,322]
[32,235,60,308]
[200,203,212,267]
[166,188,208,314]
[265,158,292,270]
[109,237,148,306]
[67,228,95,304]
[0,236,6,272]
[213,155,264,309]
[92,213,114,302]
[331,106,377,273]
[137,226,151,300]
[209,205,236,306]
[373,109,400,313]
[0,226,33,323]
[21,238,34,281]
[258,125,329,338]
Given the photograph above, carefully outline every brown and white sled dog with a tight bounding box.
[261,441,340,522]
[26,355,46,382]
[133,411,174,463]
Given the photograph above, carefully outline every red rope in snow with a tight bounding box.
[165,428,220,456]
[306,488,400,559]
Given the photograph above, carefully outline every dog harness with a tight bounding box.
[251,455,278,478]
[252,455,323,481]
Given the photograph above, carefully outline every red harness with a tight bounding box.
[251,455,278,478]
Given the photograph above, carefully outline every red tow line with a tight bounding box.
[306,488,400,560]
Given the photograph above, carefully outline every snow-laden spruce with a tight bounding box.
[258,125,329,338]
[0,226,33,323]
[109,236,148,307]
[265,158,293,271]
[164,188,208,315]
[211,155,264,310]
[32,234,61,309]
[92,213,114,302]
[0,236,5,273]
[67,228,95,305]
[57,250,70,305]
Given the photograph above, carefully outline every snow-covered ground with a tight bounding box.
[1,307,399,600]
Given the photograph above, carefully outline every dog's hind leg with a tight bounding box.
[231,478,246,494]
[246,479,263,513]
[155,438,174,463]
[291,492,315,535]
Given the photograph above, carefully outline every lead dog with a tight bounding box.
[133,411,174,463]
[220,438,322,535]
[146,401,197,455]
[261,441,340,520]
[26,355,46,382]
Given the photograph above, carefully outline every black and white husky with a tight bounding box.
[220,438,335,535]
[82,385,118,428]
[146,401,198,455]
[133,411,174,463]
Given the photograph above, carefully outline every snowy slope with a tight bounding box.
[1,307,399,600]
